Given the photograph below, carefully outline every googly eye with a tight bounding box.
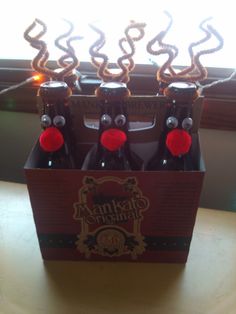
[114,114,126,127]
[53,115,66,128]
[41,114,52,128]
[182,117,193,130]
[101,114,112,126]
[166,116,178,129]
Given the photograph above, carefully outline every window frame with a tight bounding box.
[0,59,235,131]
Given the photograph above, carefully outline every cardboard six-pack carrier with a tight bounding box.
[24,93,205,263]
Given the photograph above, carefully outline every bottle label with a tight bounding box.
[73,176,150,259]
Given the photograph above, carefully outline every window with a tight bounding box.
[0,0,235,131]
[0,0,234,67]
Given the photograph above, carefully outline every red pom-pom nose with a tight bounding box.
[100,128,127,152]
[166,129,192,156]
[39,127,64,152]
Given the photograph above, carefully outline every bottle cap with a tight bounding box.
[39,81,72,103]
[164,82,199,103]
[95,82,130,101]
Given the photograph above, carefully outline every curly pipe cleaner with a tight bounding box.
[171,23,224,83]
[54,19,82,72]
[24,19,49,69]
[147,16,224,84]
[89,22,146,83]
[177,17,212,76]
[147,47,176,83]
[58,35,83,69]
[147,12,178,76]
[186,24,224,82]
[88,24,111,81]
[24,19,79,80]
[116,22,146,83]
[118,20,146,73]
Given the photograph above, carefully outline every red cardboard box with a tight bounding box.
[25,94,205,263]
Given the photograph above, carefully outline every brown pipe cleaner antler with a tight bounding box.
[89,21,146,83]
[54,19,83,71]
[117,21,146,83]
[147,11,178,77]
[147,15,224,84]
[24,19,50,71]
[176,17,213,76]
[24,19,79,81]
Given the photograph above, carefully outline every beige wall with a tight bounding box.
[200,128,236,211]
[0,111,40,183]
[0,111,235,211]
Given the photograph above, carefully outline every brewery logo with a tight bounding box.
[73,176,149,258]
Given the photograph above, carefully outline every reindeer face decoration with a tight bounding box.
[86,21,146,170]
[96,82,130,152]
[146,12,223,168]
[88,80,143,171]
[38,81,72,153]
[88,21,146,151]
[163,82,199,157]
[24,19,80,164]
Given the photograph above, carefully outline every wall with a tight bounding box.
[0,110,235,211]
[199,128,236,211]
[0,111,40,183]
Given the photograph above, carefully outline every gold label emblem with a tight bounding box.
[73,176,149,259]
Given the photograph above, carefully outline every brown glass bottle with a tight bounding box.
[37,81,76,169]
[146,82,199,171]
[86,82,142,170]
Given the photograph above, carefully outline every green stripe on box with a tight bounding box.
[38,233,191,251]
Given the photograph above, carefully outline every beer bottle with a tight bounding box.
[86,82,142,170]
[146,81,199,171]
[37,81,76,169]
